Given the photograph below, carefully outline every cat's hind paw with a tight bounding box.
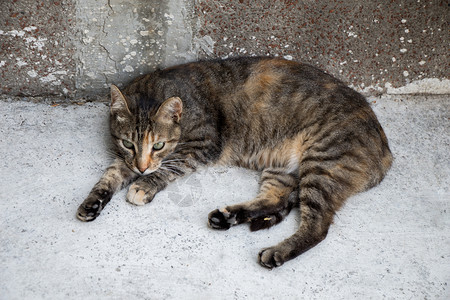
[207,208,236,230]
[258,247,285,269]
[249,213,284,231]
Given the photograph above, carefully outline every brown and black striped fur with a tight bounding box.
[77,57,392,268]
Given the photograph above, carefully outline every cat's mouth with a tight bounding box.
[130,163,160,176]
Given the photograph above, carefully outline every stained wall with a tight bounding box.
[0,0,448,99]
[194,0,449,95]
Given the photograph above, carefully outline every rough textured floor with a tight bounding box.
[0,95,449,299]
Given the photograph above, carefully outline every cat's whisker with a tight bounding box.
[165,166,183,175]
[162,161,187,168]
[162,158,187,164]
[159,166,182,176]
[162,164,186,175]
[165,169,182,176]
[167,157,187,161]
[106,149,124,160]
[162,162,184,168]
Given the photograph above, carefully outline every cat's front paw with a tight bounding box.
[127,182,157,206]
[77,201,102,222]
[77,189,112,222]
[208,208,237,230]
[77,197,106,222]
[258,247,285,269]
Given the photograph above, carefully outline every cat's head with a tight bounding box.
[109,85,182,175]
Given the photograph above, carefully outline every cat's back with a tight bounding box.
[195,57,378,136]
[157,56,348,98]
[127,56,357,109]
[126,57,384,136]
[169,57,369,117]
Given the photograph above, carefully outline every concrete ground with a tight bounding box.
[0,94,449,299]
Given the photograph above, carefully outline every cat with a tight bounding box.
[76,57,392,268]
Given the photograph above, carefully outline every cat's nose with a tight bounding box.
[136,156,151,174]
[138,166,147,174]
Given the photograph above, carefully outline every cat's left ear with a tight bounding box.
[110,85,131,116]
[155,97,183,124]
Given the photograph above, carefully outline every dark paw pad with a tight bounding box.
[76,200,103,222]
[250,213,283,231]
[258,248,284,269]
[208,208,235,230]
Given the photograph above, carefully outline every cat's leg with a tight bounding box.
[258,185,334,268]
[258,200,333,268]
[258,160,358,268]
[77,159,138,222]
[126,170,175,206]
[208,168,298,230]
[126,155,197,206]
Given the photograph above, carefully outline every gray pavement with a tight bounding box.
[0,95,449,299]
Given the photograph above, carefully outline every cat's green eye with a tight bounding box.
[153,142,165,151]
[122,140,134,150]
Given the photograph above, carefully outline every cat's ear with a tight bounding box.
[155,97,183,124]
[110,85,131,115]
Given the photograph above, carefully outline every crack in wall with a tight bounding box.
[99,1,118,86]
[106,0,113,12]
[74,0,166,96]
[72,0,198,98]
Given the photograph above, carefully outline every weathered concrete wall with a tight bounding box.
[1,0,196,98]
[194,0,449,95]
[0,0,448,99]
[0,0,76,97]
[75,0,166,94]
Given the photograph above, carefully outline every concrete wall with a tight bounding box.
[0,0,448,99]
[0,0,76,97]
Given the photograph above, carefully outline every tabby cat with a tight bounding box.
[77,57,392,268]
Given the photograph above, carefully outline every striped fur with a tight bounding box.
[77,57,392,268]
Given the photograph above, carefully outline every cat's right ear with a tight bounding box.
[110,85,131,116]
